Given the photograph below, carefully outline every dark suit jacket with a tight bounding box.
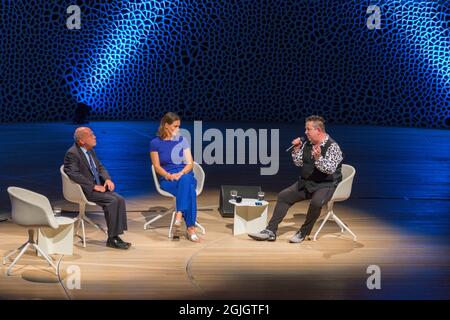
[63,144,111,197]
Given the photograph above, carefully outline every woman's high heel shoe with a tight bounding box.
[187,232,200,243]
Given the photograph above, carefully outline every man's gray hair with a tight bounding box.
[74,127,89,143]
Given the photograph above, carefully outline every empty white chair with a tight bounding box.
[144,162,206,238]
[60,165,106,247]
[3,187,74,276]
[313,164,357,241]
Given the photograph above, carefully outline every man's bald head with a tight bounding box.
[74,127,97,149]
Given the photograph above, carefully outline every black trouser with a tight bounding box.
[267,182,335,236]
[86,191,128,238]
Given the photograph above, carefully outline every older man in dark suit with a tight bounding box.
[64,127,131,250]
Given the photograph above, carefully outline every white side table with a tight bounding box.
[229,198,268,236]
[38,216,75,256]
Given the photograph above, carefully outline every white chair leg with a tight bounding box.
[81,219,86,248]
[84,216,107,234]
[144,206,174,230]
[83,216,99,229]
[75,204,86,247]
[195,222,206,235]
[2,241,28,265]
[79,203,107,234]
[32,243,57,271]
[6,242,31,276]
[78,203,86,220]
[331,212,345,233]
[74,218,80,236]
[144,214,163,230]
[313,210,333,241]
[332,214,357,241]
[168,211,176,238]
[74,219,84,241]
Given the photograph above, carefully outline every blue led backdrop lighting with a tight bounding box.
[0,0,448,128]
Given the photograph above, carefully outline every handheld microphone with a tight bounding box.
[286,137,305,152]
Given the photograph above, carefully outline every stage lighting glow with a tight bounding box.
[70,1,449,117]
[385,1,449,85]
[73,1,175,109]
[54,0,450,127]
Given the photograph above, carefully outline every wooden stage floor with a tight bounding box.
[0,121,449,299]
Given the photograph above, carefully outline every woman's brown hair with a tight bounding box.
[157,112,181,138]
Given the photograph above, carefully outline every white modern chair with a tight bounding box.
[144,162,206,238]
[3,187,74,276]
[313,164,357,241]
[60,165,106,247]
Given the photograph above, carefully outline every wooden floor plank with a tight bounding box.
[1,193,448,299]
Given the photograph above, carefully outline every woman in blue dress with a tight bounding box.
[150,112,200,242]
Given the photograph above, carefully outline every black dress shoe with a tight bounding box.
[107,238,130,250]
[114,236,132,247]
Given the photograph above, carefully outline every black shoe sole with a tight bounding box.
[106,243,129,250]
[248,234,273,241]
[117,241,132,247]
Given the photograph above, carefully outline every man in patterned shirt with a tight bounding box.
[249,115,344,243]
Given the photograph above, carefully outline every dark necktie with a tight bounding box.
[87,151,101,185]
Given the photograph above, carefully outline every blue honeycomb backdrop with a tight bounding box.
[0,0,449,128]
